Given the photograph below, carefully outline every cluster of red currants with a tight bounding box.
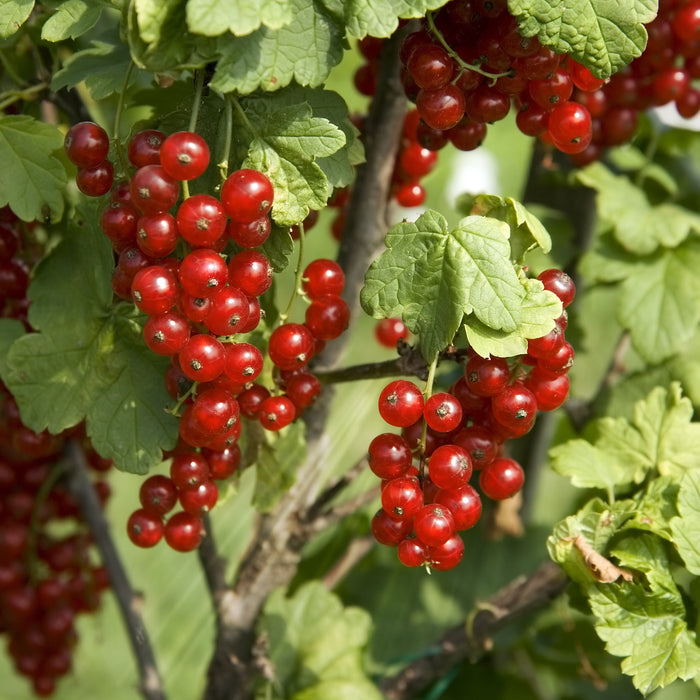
[369,269,575,571]
[64,121,350,551]
[0,208,31,326]
[0,392,112,696]
[568,0,700,165]
[395,0,599,155]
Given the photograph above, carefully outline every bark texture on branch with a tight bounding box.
[64,441,166,700]
[379,562,569,700]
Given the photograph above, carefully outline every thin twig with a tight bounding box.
[322,537,374,589]
[379,562,569,700]
[63,441,166,700]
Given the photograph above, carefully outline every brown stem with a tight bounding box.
[201,29,412,700]
[379,562,569,700]
[63,441,166,700]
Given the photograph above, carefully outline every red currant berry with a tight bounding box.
[100,202,138,251]
[224,342,264,384]
[76,161,114,197]
[375,318,408,348]
[178,480,219,514]
[131,265,179,315]
[378,380,425,428]
[176,194,227,248]
[164,511,203,551]
[179,248,228,298]
[64,121,110,168]
[524,367,569,411]
[451,424,501,470]
[227,216,271,248]
[490,383,537,435]
[170,451,210,489]
[368,432,413,480]
[465,355,510,397]
[302,259,345,298]
[428,444,472,490]
[130,165,179,214]
[304,294,350,340]
[397,537,429,567]
[221,169,274,223]
[284,372,322,410]
[381,475,423,521]
[139,475,178,516]
[238,384,271,419]
[423,392,463,433]
[126,508,163,548]
[178,334,226,382]
[434,485,482,530]
[143,311,191,355]
[228,250,273,297]
[479,457,524,500]
[202,445,241,480]
[416,84,467,130]
[537,268,575,307]
[159,131,210,181]
[191,387,239,436]
[268,323,315,370]
[371,508,414,546]
[414,504,455,546]
[426,533,464,570]
[128,129,165,168]
[259,395,296,431]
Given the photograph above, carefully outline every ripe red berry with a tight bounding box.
[302,259,345,298]
[164,511,203,551]
[131,265,178,315]
[259,395,296,431]
[130,165,179,214]
[378,380,425,428]
[139,475,178,516]
[64,121,110,168]
[375,318,408,348]
[176,194,227,248]
[127,508,163,548]
[304,294,350,340]
[371,508,414,546]
[423,392,463,433]
[428,444,472,489]
[427,533,464,570]
[414,504,455,546]
[479,457,524,500]
[143,311,191,355]
[268,323,315,371]
[178,334,226,382]
[128,129,165,167]
[537,268,576,308]
[76,161,114,197]
[220,169,274,223]
[368,432,413,480]
[159,131,210,181]
[178,480,219,514]
[228,250,273,297]
[434,485,482,530]
[398,537,429,567]
[465,355,510,397]
[381,475,423,521]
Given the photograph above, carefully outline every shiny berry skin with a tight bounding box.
[130,165,179,214]
[378,380,425,428]
[170,452,210,489]
[525,367,570,411]
[131,265,178,315]
[135,211,178,257]
[416,84,467,130]
[434,485,482,530]
[395,182,426,207]
[479,457,524,500]
[100,202,138,251]
[127,508,163,548]
[547,102,592,152]
[178,334,226,382]
[490,383,537,434]
[302,259,345,298]
[465,86,510,123]
[527,324,564,359]
[528,68,573,109]
[176,194,227,248]
[304,294,350,340]
[283,371,322,411]
[465,355,510,397]
[179,248,228,298]
[672,1,700,43]
[371,509,414,546]
[452,424,501,470]
[423,392,463,433]
[220,169,274,223]
[76,161,114,197]
[397,537,428,567]
[224,342,264,383]
[164,512,203,551]
[428,444,472,490]
[427,533,464,570]
[228,250,273,297]
[568,61,605,92]
[407,44,454,89]
[139,475,178,516]
[128,129,165,167]
[537,340,574,374]
[375,318,408,348]
[143,311,190,355]
[202,445,241,480]
[414,504,455,546]
[178,480,219,514]
[268,323,315,370]
[381,475,423,521]
[64,121,110,168]
[537,268,575,308]
[191,387,239,436]
[227,216,271,248]
[259,395,296,431]
[368,432,413,480]
[237,384,271,419]
[399,142,438,179]
[159,131,210,181]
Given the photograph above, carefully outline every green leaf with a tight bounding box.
[186,0,293,36]
[51,39,137,100]
[0,115,67,223]
[576,163,700,255]
[508,0,657,79]
[0,319,24,378]
[361,210,526,361]
[237,88,347,225]
[618,240,700,363]
[252,421,306,512]
[671,471,700,575]
[464,277,561,358]
[589,535,700,695]
[467,193,552,259]
[1,207,177,473]
[261,223,295,273]
[578,231,640,284]
[210,0,345,94]
[549,439,637,494]
[548,497,637,586]
[0,0,34,38]
[341,0,448,38]
[258,582,382,700]
[41,0,106,41]
[623,476,679,542]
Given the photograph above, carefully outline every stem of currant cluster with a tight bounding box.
[419,356,439,474]
[218,93,234,184]
[188,69,205,133]
[426,11,512,83]
[279,222,306,322]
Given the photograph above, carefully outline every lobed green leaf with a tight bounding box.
[41,0,107,41]
[0,0,34,38]
[508,0,657,79]
[671,471,700,575]
[186,0,293,37]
